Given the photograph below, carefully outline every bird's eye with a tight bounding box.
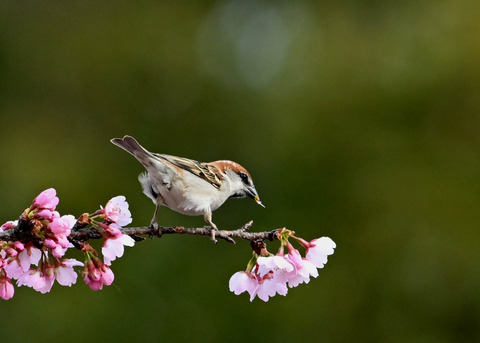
[239,172,249,183]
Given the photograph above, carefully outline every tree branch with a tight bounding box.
[119,220,279,244]
[0,219,280,246]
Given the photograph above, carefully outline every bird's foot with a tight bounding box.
[209,225,218,244]
[148,220,161,238]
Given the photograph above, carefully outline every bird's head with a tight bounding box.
[212,160,265,208]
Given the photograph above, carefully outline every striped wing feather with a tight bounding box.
[155,153,223,189]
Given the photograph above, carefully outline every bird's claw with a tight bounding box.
[209,226,218,244]
[148,221,161,239]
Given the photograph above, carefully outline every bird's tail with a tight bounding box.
[110,135,154,167]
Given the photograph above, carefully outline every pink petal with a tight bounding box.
[62,258,84,268]
[84,274,104,291]
[49,215,74,236]
[229,271,256,295]
[0,220,17,232]
[102,238,124,264]
[51,245,66,259]
[36,209,55,220]
[100,266,114,286]
[306,237,336,268]
[105,196,132,227]
[257,255,294,276]
[56,265,78,286]
[0,277,14,300]
[32,188,59,210]
[120,234,135,247]
[4,260,24,279]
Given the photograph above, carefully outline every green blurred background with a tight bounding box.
[1,0,479,342]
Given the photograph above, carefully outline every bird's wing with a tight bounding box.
[155,154,223,189]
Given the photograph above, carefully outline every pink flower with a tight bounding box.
[54,234,70,249]
[1,241,31,279]
[12,241,24,251]
[102,234,135,265]
[39,215,75,259]
[32,188,59,210]
[104,196,132,227]
[55,259,84,287]
[103,223,123,239]
[17,265,55,294]
[284,245,318,288]
[257,255,294,277]
[0,220,17,232]
[228,270,284,302]
[43,238,57,249]
[43,235,69,259]
[35,209,58,221]
[0,275,14,300]
[50,244,67,259]
[304,237,336,268]
[49,215,75,236]
[82,259,115,291]
[252,275,289,302]
[229,238,337,302]
[229,271,257,295]
[18,244,42,270]
[3,259,24,279]
[230,255,295,302]
[3,247,18,258]
[3,244,42,279]
[251,256,295,301]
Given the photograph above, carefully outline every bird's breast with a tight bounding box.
[152,173,231,216]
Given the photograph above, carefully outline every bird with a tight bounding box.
[110,135,264,241]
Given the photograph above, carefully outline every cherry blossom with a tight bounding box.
[102,234,135,266]
[18,243,42,269]
[104,196,132,227]
[230,255,295,302]
[0,220,17,232]
[229,269,287,302]
[252,274,289,302]
[49,215,75,236]
[229,271,257,295]
[2,187,337,303]
[17,264,56,294]
[1,240,28,279]
[303,237,336,268]
[257,255,294,277]
[103,223,123,239]
[55,259,84,287]
[0,189,137,300]
[82,257,115,291]
[284,244,318,288]
[32,188,59,210]
[230,235,336,301]
[34,214,76,259]
[0,275,14,300]
[35,209,59,221]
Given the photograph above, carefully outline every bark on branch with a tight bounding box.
[0,218,280,246]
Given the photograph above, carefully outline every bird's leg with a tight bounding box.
[149,196,164,237]
[204,209,218,244]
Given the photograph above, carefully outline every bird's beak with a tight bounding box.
[246,186,265,208]
[254,195,265,208]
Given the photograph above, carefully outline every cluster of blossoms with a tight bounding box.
[0,188,134,300]
[229,229,336,302]
[1,188,337,302]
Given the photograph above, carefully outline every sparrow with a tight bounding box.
[110,135,264,241]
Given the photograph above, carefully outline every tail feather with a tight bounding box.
[110,135,148,156]
[111,135,177,181]
[110,135,156,168]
